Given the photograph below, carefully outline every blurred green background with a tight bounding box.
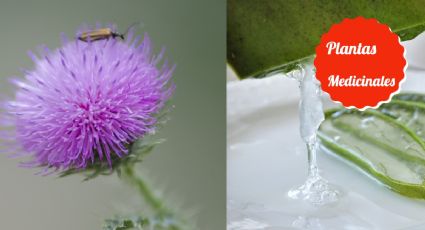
[0,0,225,229]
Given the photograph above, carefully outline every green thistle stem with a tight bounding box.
[122,164,168,216]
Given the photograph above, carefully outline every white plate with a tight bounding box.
[227,38,425,230]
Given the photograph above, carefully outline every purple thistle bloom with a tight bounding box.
[4,24,175,171]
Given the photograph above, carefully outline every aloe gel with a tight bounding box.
[287,65,339,205]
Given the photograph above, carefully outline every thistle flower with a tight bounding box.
[4,24,175,171]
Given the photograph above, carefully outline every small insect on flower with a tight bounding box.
[78,28,124,42]
[3,23,175,172]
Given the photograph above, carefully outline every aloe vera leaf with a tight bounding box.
[319,134,425,198]
[319,109,425,198]
[327,109,425,164]
[379,100,425,141]
[393,92,425,105]
[228,0,425,79]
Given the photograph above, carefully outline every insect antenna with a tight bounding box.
[123,21,144,36]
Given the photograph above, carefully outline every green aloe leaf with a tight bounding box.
[393,92,425,105]
[379,99,425,141]
[228,0,425,79]
[318,94,425,198]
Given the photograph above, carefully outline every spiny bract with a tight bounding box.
[5,24,175,171]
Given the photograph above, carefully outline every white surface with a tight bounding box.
[403,32,425,70]
[227,34,425,229]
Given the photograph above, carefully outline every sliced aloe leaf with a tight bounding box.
[319,109,425,198]
[393,92,425,105]
[379,100,425,141]
[228,0,425,79]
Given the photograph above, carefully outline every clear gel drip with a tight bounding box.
[287,65,339,206]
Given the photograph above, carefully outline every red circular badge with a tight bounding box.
[314,17,406,109]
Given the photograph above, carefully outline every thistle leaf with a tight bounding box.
[103,216,146,230]
[103,214,187,230]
